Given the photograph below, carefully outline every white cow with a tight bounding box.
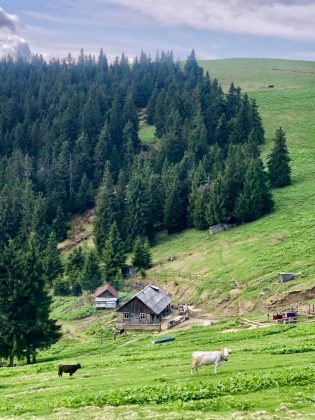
[191,348,229,374]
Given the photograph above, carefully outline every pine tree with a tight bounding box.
[205,175,229,225]
[123,169,151,249]
[44,231,63,285]
[102,222,126,289]
[65,247,85,295]
[267,127,291,188]
[0,236,61,365]
[142,238,152,269]
[163,173,186,234]
[53,206,67,242]
[94,121,111,186]
[0,240,25,366]
[80,249,101,292]
[75,173,94,212]
[234,159,273,222]
[22,232,61,363]
[94,163,120,254]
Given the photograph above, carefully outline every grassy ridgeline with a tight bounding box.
[0,319,314,418]
[147,58,315,305]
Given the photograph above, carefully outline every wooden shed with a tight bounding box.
[279,272,295,282]
[116,285,171,330]
[95,284,119,309]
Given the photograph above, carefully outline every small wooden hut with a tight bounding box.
[95,284,119,309]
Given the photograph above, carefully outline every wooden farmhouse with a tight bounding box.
[116,285,171,331]
[95,284,119,309]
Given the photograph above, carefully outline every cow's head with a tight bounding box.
[77,363,82,369]
[222,348,229,361]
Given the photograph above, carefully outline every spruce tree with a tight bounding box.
[44,231,63,285]
[234,159,273,223]
[22,232,61,363]
[53,206,67,242]
[65,247,85,295]
[102,222,126,289]
[94,121,111,186]
[142,238,152,269]
[94,163,119,254]
[267,127,291,188]
[80,250,102,292]
[0,240,25,366]
[123,169,150,249]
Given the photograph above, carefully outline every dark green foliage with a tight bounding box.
[44,231,63,285]
[102,222,126,289]
[132,236,152,269]
[65,247,85,296]
[0,235,61,365]
[53,276,71,296]
[163,166,187,234]
[0,50,277,269]
[234,159,274,223]
[53,206,68,242]
[75,174,94,212]
[267,127,291,188]
[123,166,151,249]
[80,250,102,292]
[94,163,120,254]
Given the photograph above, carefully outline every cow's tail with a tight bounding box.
[58,366,63,377]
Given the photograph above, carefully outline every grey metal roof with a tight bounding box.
[116,284,171,315]
[136,285,171,315]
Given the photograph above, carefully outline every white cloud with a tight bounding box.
[0,34,31,60]
[110,0,315,40]
[0,6,32,60]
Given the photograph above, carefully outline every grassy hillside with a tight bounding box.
[1,312,315,418]
[147,58,315,310]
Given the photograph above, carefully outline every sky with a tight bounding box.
[1,0,315,62]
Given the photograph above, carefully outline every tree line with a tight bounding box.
[0,49,291,364]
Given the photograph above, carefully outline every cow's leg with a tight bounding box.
[70,372,73,376]
[214,362,218,374]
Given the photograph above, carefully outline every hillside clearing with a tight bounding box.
[58,58,315,312]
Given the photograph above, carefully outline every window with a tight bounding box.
[140,313,146,321]
[123,312,129,320]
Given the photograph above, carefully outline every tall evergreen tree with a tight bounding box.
[44,231,63,285]
[65,247,85,295]
[22,232,61,363]
[131,236,152,269]
[267,127,291,188]
[80,249,101,292]
[94,163,119,254]
[102,222,126,289]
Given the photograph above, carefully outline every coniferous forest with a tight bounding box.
[0,50,292,363]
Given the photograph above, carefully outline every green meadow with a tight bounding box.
[146,58,315,307]
[2,58,314,419]
[0,309,315,419]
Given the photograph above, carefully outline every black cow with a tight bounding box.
[58,363,81,377]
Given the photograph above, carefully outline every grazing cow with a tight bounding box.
[58,363,81,377]
[191,348,229,374]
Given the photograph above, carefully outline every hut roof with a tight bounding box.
[117,285,171,315]
[95,284,119,299]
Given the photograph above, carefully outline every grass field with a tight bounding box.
[4,58,313,419]
[1,307,315,419]
[146,58,315,309]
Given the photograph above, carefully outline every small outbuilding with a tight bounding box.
[209,223,236,235]
[95,284,119,309]
[279,272,295,282]
[116,285,171,331]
